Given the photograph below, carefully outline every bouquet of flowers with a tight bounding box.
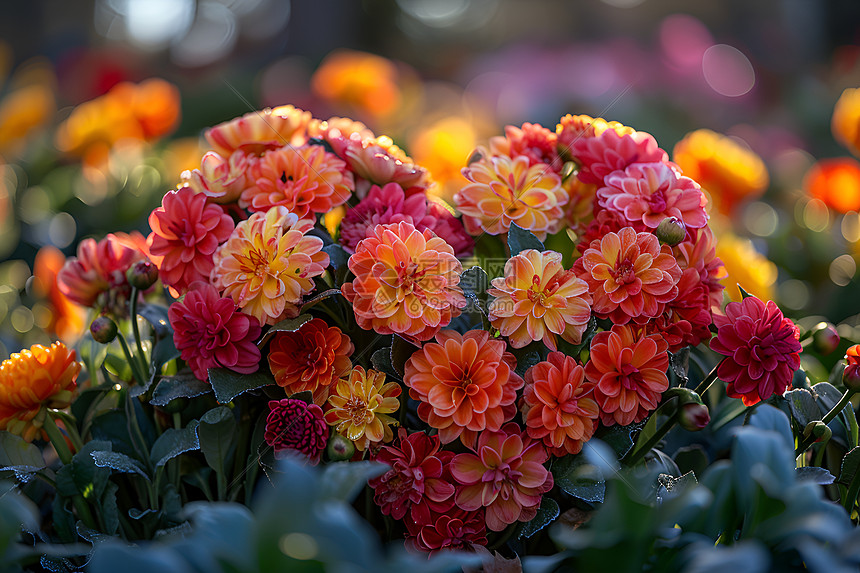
[3,104,860,572]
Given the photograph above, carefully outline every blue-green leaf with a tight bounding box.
[150,421,200,467]
[518,497,560,539]
[208,368,275,404]
[508,222,545,255]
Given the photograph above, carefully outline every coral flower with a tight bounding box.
[803,157,860,214]
[0,342,81,442]
[574,227,682,324]
[147,186,235,296]
[455,154,568,240]
[404,330,524,447]
[556,114,635,155]
[832,87,860,158]
[714,231,776,302]
[32,246,86,345]
[647,267,714,352]
[342,221,465,342]
[598,162,708,229]
[488,249,592,350]
[451,422,553,532]
[710,296,801,407]
[844,345,860,386]
[673,226,726,312]
[205,105,311,157]
[324,366,401,451]
[405,508,488,554]
[569,127,668,185]
[267,318,354,405]
[264,398,328,464]
[329,132,431,197]
[211,207,328,325]
[523,352,599,456]
[168,282,262,381]
[181,150,250,205]
[240,144,353,217]
[672,129,769,215]
[369,428,456,522]
[488,122,560,168]
[584,324,670,426]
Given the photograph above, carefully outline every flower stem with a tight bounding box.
[693,358,725,397]
[129,287,149,377]
[797,389,858,455]
[43,414,98,530]
[50,410,83,453]
[117,332,146,385]
[623,408,679,466]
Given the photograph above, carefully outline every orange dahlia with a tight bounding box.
[324,366,401,451]
[267,318,354,405]
[404,329,524,447]
[455,154,568,240]
[0,342,81,441]
[205,105,311,157]
[181,150,250,204]
[574,226,681,324]
[210,206,328,325]
[556,114,635,155]
[522,352,599,456]
[832,87,860,158]
[584,324,670,426]
[341,221,465,342]
[487,249,592,350]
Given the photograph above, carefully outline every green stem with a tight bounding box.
[50,410,83,453]
[117,332,146,386]
[43,415,98,529]
[843,469,860,516]
[797,390,858,454]
[623,410,679,466]
[216,469,227,501]
[129,288,149,377]
[693,358,725,397]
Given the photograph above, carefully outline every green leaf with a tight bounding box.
[300,289,342,313]
[796,466,835,484]
[324,244,351,286]
[668,348,689,387]
[737,284,753,300]
[508,222,545,255]
[150,421,200,467]
[289,391,313,404]
[90,410,139,461]
[511,346,541,378]
[460,266,490,313]
[258,314,313,347]
[837,446,860,486]
[673,445,708,477]
[783,388,819,428]
[77,332,109,376]
[150,375,211,406]
[318,461,388,502]
[552,454,605,503]
[198,407,237,475]
[0,431,45,479]
[151,335,180,374]
[518,496,560,539]
[208,368,276,404]
[138,304,172,337]
[55,440,112,501]
[370,348,399,379]
[747,405,794,454]
[597,421,645,459]
[91,450,150,481]
[100,481,120,535]
[391,335,419,378]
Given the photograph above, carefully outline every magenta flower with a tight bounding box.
[264,398,328,464]
[571,128,668,185]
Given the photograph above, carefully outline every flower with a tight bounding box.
[488,249,592,350]
[32,246,85,345]
[168,282,262,381]
[803,158,860,214]
[408,116,477,204]
[405,508,488,554]
[341,221,465,342]
[455,154,568,239]
[264,398,328,464]
[714,231,776,302]
[673,226,726,311]
[451,422,553,531]
[369,428,456,522]
[0,342,81,441]
[0,83,55,156]
[569,127,668,185]
[575,209,646,255]
[522,352,599,456]
[329,132,431,197]
[556,114,634,157]
[324,366,401,451]
[240,144,353,217]
[210,207,329,325]
[646,267,713,352]
[267,318,354,405]
[181,150,250,204]
[311,50,403,120]
[488,122,560,168]
[710,296,801,407]
[584,324,670,426]
[832,87,860,158]
[844,345,860,391]
[147,186,234,296]
[672,129,769,215]
[205,105,311,157]
[425,201,474,259]
[597,162,708,229]
[404,330,523,447]
[574,227,681,324]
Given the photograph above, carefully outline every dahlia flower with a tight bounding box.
[181,150,250,204]
[488,122,560,168]
[803,158,860,214]
[168,282,262,381]
[405,508,488,554]
[267,318,353,405]
[575,209,646,255]
[488,249,592,350]
[147,186,234,296]
[455,154,568,239]
[556,114,635,155]
[205,105,311,157]
[210,207,328,325]
[451,422,553,531]
[264,398,328,464]
[404,329,524,447]
[710,296,801,407]
[306,115,375,145]
[569,127,668,185]
[328,132,430,197]
[646,267,713,352]
[324,366,401,451]
[563,178,598,233]
[341,221,465,342]
[0,342,81,441]
[369,428,456,522]
[574,227,681,324]
[523,352,599,456]
[673,226,726,311]
[240,144,353,217]
[845,345,860,389]
[584,323,670,426]
[832,87,860,158]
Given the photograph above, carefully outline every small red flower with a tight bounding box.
[264,398,328,464]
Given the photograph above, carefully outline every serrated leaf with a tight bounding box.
[91,450,149,480]
[784,388,819,428]
[371,347,399,379]
[198,406,237,475]
[796,466,835,485]
[150,421,200,467]
[138,304,172,337]
[508,222,545,255]
[518,497,560,539]
[598,421,645,459]
[552,454,605,503]
[258,314,313,347]
[838,447,860,486]
[0,431,45,479]
[208,368,275,404]
[391,335,419,378]
[55,440,112,501]
[150,375,211,406]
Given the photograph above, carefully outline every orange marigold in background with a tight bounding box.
[0,342,81,441]
[342,221,465,342]
[324,366,400,451]
[585,324,670,426]
[205,104,311,157]
[672,129,769,215]
[488,249,592,350]
[832,87,860,158]
[32,246,85,345]
[803,157,860,214]
[404,330,524,448]
[715,231,777,302]
[0,83,55,156]
[311,49,401,121]
[522,352,599,456]
[268,318,354,405]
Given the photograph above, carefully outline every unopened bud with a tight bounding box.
[811,322,840,355]
[127,260,159,290]
[326,433,355,461]
[678,402,710,432]
[844,365,860,392]
[90,316,118,344]
[654,217,687,246]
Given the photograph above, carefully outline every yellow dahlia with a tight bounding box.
[832,87,860,158]
[210,206,328,325]
[204,105,311,157]
[488,249,592,350]
[0,342,81,441]
[715,231,777,302]
[324,366,401,451]
[556,114,634,156]
[455,154,568,240]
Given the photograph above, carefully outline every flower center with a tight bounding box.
[648,187,668,212]
[613,261,636,285]
[344,397,369,425]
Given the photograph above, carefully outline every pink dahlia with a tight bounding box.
[180,150,250,205]
[168,282,262,381]
[264,398,328,464]
[147,186,235,296]
[487,122,560,168]
[710,296,801,406]
[328,131,431,197]
[405,508,488,554]
[597,162,708,229]
[673,226,726,312]
[570,128,668,185]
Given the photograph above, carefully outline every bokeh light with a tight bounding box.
[702,44,755,97]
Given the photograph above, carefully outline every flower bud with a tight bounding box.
[90,316,118,344]
[845,344,860,392]
[678,402,710,432]
[811,322,840,355]
[326,433,355,461]
[654,216,687,246]
[126,260,159,290]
